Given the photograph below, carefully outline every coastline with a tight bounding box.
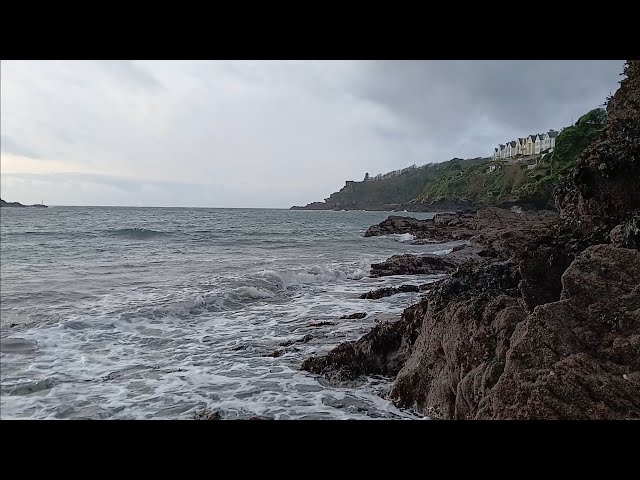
[300,61,640,420]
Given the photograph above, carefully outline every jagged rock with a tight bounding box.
[370,254,458,277]
[301,60,640,420]
[307,321,335,328]
[193,409,222,420]
[478,245,640,419]
[360,284,426,300]
[279,334,313,347]
[555,60,640,232]
[340,312,367,320]
[301,301,427,386]
[610,213,640,249]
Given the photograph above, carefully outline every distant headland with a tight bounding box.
[1,198,48,208]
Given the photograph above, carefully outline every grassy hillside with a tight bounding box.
[411,108,608,209]
[292,157,486,210]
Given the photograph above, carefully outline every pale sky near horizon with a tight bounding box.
[0,60,625,208]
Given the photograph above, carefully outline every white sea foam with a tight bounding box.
[394,233,416,243]
[1,206,445,420]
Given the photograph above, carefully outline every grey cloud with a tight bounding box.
[0,134,41,158]
[0,60,626,207]
[354,60,623,142]
[98,60,164,91]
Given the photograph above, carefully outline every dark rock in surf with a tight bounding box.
[340,312,367,320]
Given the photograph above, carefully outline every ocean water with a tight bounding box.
[0,207,457,420]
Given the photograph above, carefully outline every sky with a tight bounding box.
[0,60,625,208]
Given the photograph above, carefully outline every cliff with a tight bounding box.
[290,157,485,211]
[301,60,640,419]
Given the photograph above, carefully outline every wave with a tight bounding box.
[393,233,416,243]
[110,228,167,240]
[230,286,276,300]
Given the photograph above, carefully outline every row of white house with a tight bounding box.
[493,130,559,160]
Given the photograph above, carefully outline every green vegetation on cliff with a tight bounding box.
[291,157,485,210]
[412,108,608,209]
[292,107,608,211]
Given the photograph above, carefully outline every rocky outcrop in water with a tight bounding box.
[303,61,640,419]
[360,284,431,300]
[301,299,428,386]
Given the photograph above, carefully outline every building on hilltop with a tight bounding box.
[492,130,558,163]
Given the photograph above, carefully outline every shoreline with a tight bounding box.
[299,60,640,419]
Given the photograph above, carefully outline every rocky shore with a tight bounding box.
[301,60,640,419]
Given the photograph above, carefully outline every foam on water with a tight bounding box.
[1,207,441,419]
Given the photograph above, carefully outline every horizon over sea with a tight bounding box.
[0,206,458,419]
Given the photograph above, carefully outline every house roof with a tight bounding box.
[548,131,558,138]
[528,135,536,141]
[499,144,505,148]
[510,141,517,147]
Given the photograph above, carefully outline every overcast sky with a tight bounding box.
[1,60,625,207]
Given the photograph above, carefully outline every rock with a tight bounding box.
[479,245,640,419]
[360,284,422,300]
[370,254,458,277]
[340,312,367,319]
[301,61,640,419]
[301,301,426,386]
[279,334,313,347]
[193,409,222,420]
[610,213,640,249]
[266,349,284,358]
[307,321,335,328]
[555,60,640,233]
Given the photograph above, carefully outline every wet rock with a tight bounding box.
[388,261,526,419]
[193,409,222,420]
[479,245,640,419]
[370,254,459,277]
[360,284,421,299]
[340,312,367,320]
[307,321,335,328]
[609,213,640,249]
[266,349,284,358]
[279,334,313,347]
[301,300,427,386]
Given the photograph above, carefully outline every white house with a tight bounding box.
[542,130,558,152]
[534,134,544,154]
[516,137,527,156]
[506,141,517,158]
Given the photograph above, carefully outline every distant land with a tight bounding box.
[1,198,48,208]
[291,106,607,212]
[291,157,485,212]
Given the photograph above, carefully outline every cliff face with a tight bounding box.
[290,158,485,211]
[302,61,640,419]
[555,60,640,233]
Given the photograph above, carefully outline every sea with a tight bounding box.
[0,206,458,419]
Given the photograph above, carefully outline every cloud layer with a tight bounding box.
[1,60,624,207]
